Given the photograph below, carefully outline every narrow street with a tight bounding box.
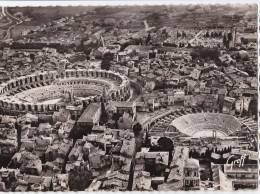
[127,130,143,191]
[1,7,6,17]
[0,7,11,27]
[129,80,143,102]
[143,20,149,30]
[2,7,23,40]
[189,30,204,44]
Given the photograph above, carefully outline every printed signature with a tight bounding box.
[226,154,247,170]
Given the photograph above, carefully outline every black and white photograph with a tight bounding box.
[0,2,258,192]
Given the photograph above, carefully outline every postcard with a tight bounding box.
[0,1,258,192]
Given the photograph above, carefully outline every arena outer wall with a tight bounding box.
[0,69,130,114]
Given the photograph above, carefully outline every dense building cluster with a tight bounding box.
[0,4,258,192]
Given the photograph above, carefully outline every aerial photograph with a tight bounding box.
[0,4,258,191]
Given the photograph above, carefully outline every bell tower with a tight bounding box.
[102,85,107,100]
[64,86,74,103]
[58,59,69,78]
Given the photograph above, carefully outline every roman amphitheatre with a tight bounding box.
[168,113,241,137]
[142,108,258,140]
[0,69,131,114]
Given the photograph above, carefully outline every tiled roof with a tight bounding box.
[78,103,101,123]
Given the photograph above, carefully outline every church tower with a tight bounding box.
[229,26,237,48]
[64,86,74,103]
[58,59,69,78]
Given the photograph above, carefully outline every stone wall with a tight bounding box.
[0,69,130,114]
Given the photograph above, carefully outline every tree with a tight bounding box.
[191,47,220,60]
[223,34,227,46]
[205,148,211,157]
[205,31,209,37]
[177,31,180,38]
[162,29,167,35]
[101,59,111,70]
[145,33,151,45]
[69,164,92,191]
[100,102,108,125]
[157,137,174,161]
[112,113,121,122]
[241,37,249,45]
[227,32,232,41]
[200,169,210,181]
[189,150,193,158]
[101,52,113,70]
[69,125,92,141]
[112,112,121,128]
[157,137,174,152]
[133,122,142,135]
[248,99,257,119]
[23,7,34,18]
[49,180,53,191]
